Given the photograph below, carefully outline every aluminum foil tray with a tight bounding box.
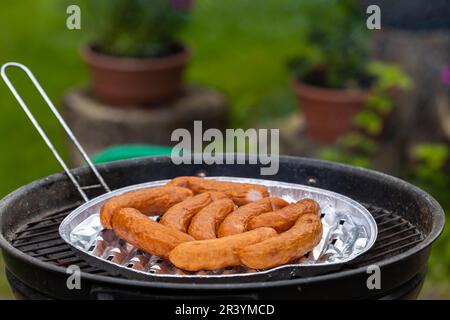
[59,177,377,283]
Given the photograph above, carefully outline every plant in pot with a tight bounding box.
[319,61,412,168]
[82,0,193,106]
[289,0,372,144]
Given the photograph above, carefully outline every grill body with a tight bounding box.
[0,156,444,299]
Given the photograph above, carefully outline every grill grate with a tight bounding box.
[10,203,424,278]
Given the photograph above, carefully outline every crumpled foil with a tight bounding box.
[61,177,377,280]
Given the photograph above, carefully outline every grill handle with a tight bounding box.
[1,62,111,202]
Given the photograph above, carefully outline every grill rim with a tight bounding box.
[0,156,445,291]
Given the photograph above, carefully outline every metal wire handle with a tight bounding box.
[1,62,111,202]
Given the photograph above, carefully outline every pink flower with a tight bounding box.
[170,0,193,10]
[441,66,450,86]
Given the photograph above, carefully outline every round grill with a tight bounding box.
[0,156,442,300]
[10,202,422,277]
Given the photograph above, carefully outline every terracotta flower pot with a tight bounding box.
[293,79,370,145]
[81,45,190,106]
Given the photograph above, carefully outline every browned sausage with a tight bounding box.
[159,192,228,233]
[217,197,289,237]
[239,213,323,269]
[247,198,320,232]
[100,186,193,229]
[188,198,236,240]
[111,208,194,258]
[169,227,277,271]
[166,176,269,206]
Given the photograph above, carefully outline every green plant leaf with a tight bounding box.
[290,0,370,88]
[338,133,377,153]
[82,0,191,57]
[353,110,382,135]
[412,143,450,170]
[366,94,393,114]
[368,61,413,91]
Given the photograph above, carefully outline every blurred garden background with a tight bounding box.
[0,0,449,299]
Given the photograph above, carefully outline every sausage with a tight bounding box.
[188,198,236,240]
[159,192,228,233]
[100,186,193,229]
[239,213,323,269]
[247,198,320,233]
[217,197,289,237]
[169,227,277,271]
[166,176,269,206]
[111,208,194,258]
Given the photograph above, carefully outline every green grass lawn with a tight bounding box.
[0,254,12,299]
[0,0,448,300]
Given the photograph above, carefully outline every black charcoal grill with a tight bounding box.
[0,63,445,300]
[0,156,445,300]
